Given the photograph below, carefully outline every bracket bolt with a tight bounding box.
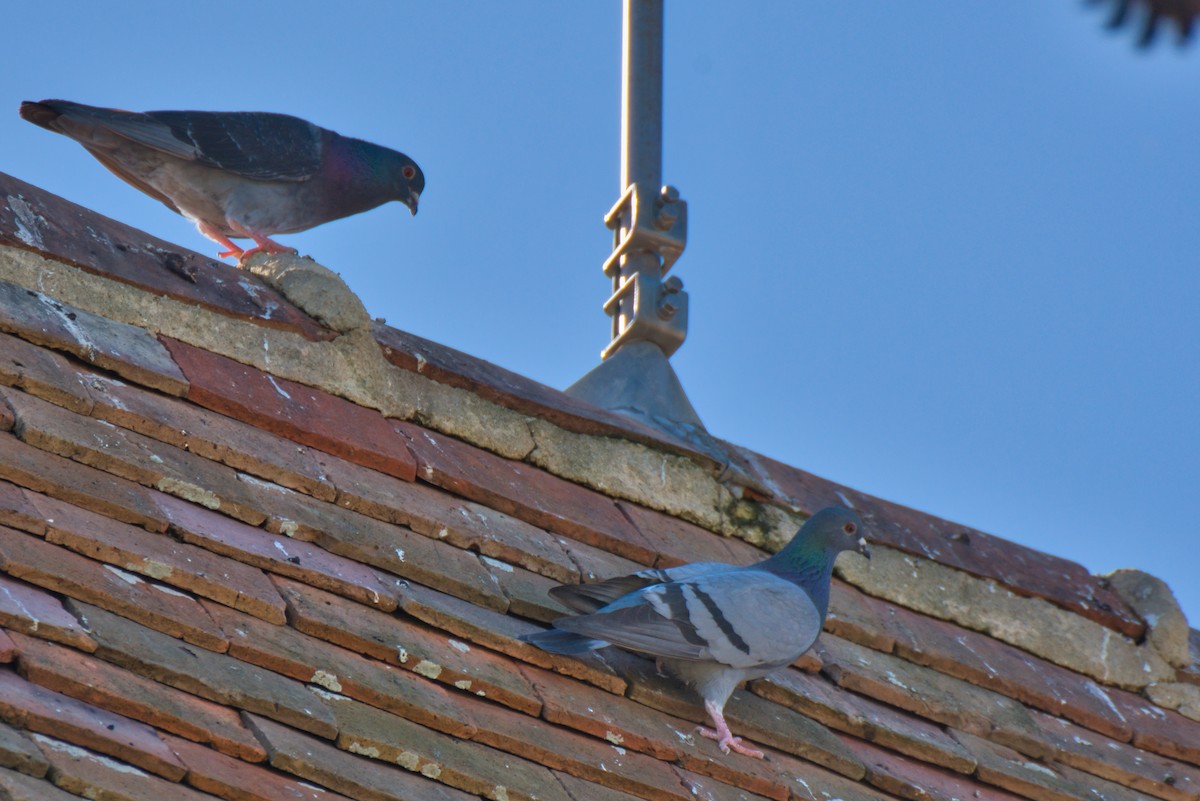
[658,275,684,320]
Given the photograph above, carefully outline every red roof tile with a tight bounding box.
[0,176,1193,801]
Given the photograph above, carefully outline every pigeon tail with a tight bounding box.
[18,101,60,130]
[519,629,608,655]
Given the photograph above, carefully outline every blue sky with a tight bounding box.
[6,3,1198,627]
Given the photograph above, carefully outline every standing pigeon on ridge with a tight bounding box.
[19,99,424,266]
[522,506,870,758]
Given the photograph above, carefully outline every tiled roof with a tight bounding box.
[0,169,1197,801]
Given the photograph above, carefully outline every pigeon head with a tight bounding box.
[763,505,870,574]
[800,506,870,559]
[365,140,424,216]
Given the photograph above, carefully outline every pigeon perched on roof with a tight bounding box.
[522,506,870,758]
[19,99,424,266]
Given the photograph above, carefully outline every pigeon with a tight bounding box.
[522,506,870,758]
[19,99,424,265]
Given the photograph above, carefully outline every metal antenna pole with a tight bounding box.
[566,0,704,434]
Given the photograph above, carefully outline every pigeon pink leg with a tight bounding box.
[698,700,764,759]
[196,221,245,260]
[229,220,298,265]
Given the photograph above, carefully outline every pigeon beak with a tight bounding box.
[406,191,420,216]
[856,536,871,559]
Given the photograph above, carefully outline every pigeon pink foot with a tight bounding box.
[699,700,764,759]
[196,221,245,260]
[229,222,298,266]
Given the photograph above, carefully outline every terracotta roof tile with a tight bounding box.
[0,765,84,801]
[616,500,761,569]
[397,420,658,564]
[0,430,167,531]
[157,492,400,612]
[31,489,287,624]
[0,721,48,777]
[0,572,97,652]
[753,667,977,774]
[306,448,584,584]
[481,557,572,623]
[0,330,96,415]
[274,576,542,715]
[841,735,1027,801]
[1018,709,1199,801]
[817,634,1046,756]
[0,526,228,651]
[463,696,701,801]
[951,729,1147,801]
[1106,686,1200,766]
[669,765,778,801]
[86,372,339,502]
[325,693,572,801]
[0,630,13,664]
[162,336,417,481]
[202,599,479,739]
[9,630,266,763]
[32,733,212,801]
[3,384,270,527]
[746,752,901,801]
[0,668,187,780]
[0,480,48,536]
[553,770,647,801]
[72,601,339,740]
[0,278,189,396]
[245,713,477,801]
[165,732,354,801]
[0,171,332,341]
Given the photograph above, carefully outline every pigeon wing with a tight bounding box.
[549,562,736,614]
[554,571,821,668]
[143,110,325,181]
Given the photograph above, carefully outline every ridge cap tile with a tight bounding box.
[0,172,333,341]
[373,322,722,471]
[735,447,1143,638]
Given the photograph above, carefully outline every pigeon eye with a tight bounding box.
[843,523,857,536]
[402,165,417,180]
